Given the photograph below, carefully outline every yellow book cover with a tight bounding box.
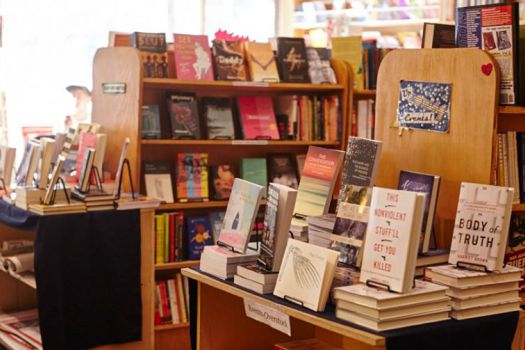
[331,36,364,90]
[244,42,280,83]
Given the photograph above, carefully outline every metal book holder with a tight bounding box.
[115,158,135,201]
[365,279,416,293]
[455,261,494,273]
[75,166,104,194]
[283,295,304,307]
[43,177,71,206]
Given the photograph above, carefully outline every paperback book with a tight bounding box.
[306,47,336,84]
[240,158,267,196]
[172,34,214,81]
[141,105,161,139]
[186,216,213,260]
[212,39,248,81]
[144,160,174,203]
[244,41,280,82]
[129,32,168,78]
[267,153,299,189]
[176,153,209,202]
[210,164,235,200]
[202,97,235,139]
[275,37,310,83]
[167,93,201,139]
[237,96,280,140]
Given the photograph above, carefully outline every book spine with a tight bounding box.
[497,133,504,186]
[164,213,170,263]
[176,273,188,323]
[167,279,180,324]
[169,213,176,262]
[177,211,184,260]
[155,215,164,265]
[154,284,161,325]
[517,132,525,202]
[502,133,510,187]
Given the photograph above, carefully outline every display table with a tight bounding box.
[183,267,522,350]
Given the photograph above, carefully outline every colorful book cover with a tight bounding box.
[456,3,520,105]
[306,47,336,84]
[449,182,514,271]
[212,39,248,81]
[141,105,161,139]
[276,37,310,83]
[244,41,280,82]
[506,212,525,292]
[176,153,209,202]
[210,164,235,200]
[172,34,214,81]
[167,93,201,139]
[202,97,235,139]
[129,32,168,78]
[237,95,280,140]
[218,178,264,253]
[240,158,267,196]
[75,132,96,182]
[209,211,225,243]
[331,36,364,90]
[144,160,174,204]
[267,153,298,189]
[186,216,213,260]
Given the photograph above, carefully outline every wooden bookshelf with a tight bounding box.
[141,139,341,146]
[158,201,228,210]
[154,323,190,331]
[155,260,200,271]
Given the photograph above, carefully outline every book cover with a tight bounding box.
[167,93,201,139]
[276,37,310,83]
[212,39,248,81]
[507,212,525,292]
[176,153,209,202]
[218,178,263,253]
[141,105,161,139]
[210,164,235,200]
[306,47,337,84]
[144,160,174,203]
[186,216,213,260]
[0,146,15,187]
[360,187,425,293]
[240,158,267,196]
[425,264,522,288]
[172,34,214,81]
[202,97,235,139]
[267,153,298,189]
[421,23,455,48]
[237,96,280,140]
[75,132,96,183]
[209,211,225,243]
[398,170,441,253]
[331,36,364,90]
[449,182,514,271]
[244,41,280,83]
[129,32,168,78]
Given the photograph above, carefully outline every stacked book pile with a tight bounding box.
[200,245,259,280]
[72,189,115,211]
[333,280,451,331]
[15,187,70,210]
[414,248,450,278]
[234,263,278,294]
[332,264,360,288]
[154,274,189,326]
[289,220,308,242]
[28,201,86,215]
[307,214,336,248]
[425,264,522,320]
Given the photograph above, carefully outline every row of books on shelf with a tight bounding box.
[113,31,337,85]
[143,94,341,142]
[0,309,42,350]
[154,273,190,326]
[144,153,304,204]
[497,131,525,204]
[349,98,375,140]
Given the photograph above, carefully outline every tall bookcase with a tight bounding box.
[92,47,351,350]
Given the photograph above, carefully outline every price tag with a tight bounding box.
[232,81,270,87]
[231,140,269,145]
[102,82,127,94]
[243,298,291,336]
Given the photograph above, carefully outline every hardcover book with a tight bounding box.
[276,37,310,83]
[210,164,235,200]
[141,105,161,139]
[176,153,209,202]
[424,264,522,288]
[129,32,168,78]
[186,216,213,260]
[202,97,235,140]
[218,178,263,253]
[240,158,267,195]
[167,93,201,139]
[244,41,280,83]
[237,96,280,140]
[421,23,455,48]
[267,153,299,189]
[360,187,426,293]
[212,39,248,81]
[144,160,174,203]
[397,170,441,253]
[306,47,336,84]
[506,212,525,291]
[172,34,214,81]
[449,182,514,271]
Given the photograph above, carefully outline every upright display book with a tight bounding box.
[218,178,264,253]
[129,32,168,78]
[449,182,514,271]
[422,23,455,48]
[167,93,201,139]
[258,183,298,272]
[398,170,441,253]
[210,165,235,200]
[212,40,248,81]
[77,148,96,193]
[141,105,161,139]
[144,160,174,203]
[172,34,214,81]
[360,187,426,293]
[176,153,209,202]
[273,238,339,312]
[306,47,336,84]
[331,36,364,90]
[267,154,299,189]
[456,3,520,105]
[0,146,15,187]
[276,37,310,83]
[186,216,213,260]
[16,140,38,187]
[202,97,235,139]
[237,96,280,140]
[244,41,280,82]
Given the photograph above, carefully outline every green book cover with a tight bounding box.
[240,158,267,196]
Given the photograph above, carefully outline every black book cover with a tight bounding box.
[267,153,298,189]
[210,164,236,200]
[141,105,161,139]
[202,97,236,139]
[130,32,168,78]
[166,92,201,139]
[276,37,310,83]
[211,40,248,81]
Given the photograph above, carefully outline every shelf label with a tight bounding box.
[102,82,127,94]
[243,298,291,336]
[232,81,270,87]
[232,140,269,145]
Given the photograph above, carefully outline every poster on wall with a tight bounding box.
[396,80,452,133]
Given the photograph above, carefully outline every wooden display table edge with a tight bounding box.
[181,267,386,347]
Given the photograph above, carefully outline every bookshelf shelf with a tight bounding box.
[155,260,199,271]
[0,269,36,290]
[513,204,525,212]
[499,106,525,116]
[353,89,377,99]
[141,139,340,146]
[158,201,228,210]
[154,323,190,331]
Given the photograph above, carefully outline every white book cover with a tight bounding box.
[145,174,174,203]
[273,238,339,312]
[449,182,514,271]
[218,178,263,254]
[360,187,425,293]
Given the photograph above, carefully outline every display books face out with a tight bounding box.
[129,32,168,78]
[176,153,209,202]
[144,160,174,203]
[237,96,280,140]
[258,183,298,272]
[306,47,336,84]
[398,170,441,253]
[273,238,339,312]
[267,154,298,189]
[186,216,213,260]
[506,212,525,291]
[167,92,201,139]
[210,165,235,200]
[424,264,522,288]
[16,140,38,187]
[218,178,264,253]
[0,146,16,188]
[202,97,235,139]
[244,41,280,83]
[209,211,225,243]
[276,37,310,83]
[77,148,96,193]
[360,187,426,293]
[449,182,514,271]
[141,105,161,139]
[240,158,267,196]
[172,34,214,81]
[212,39,248,81]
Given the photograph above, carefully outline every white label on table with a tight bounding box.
[243,298,291,336]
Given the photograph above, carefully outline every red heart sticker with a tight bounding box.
[481,63,493,76]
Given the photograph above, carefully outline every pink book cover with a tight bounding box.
[173,34,214,81]
[76,132,96,182]
[237,96,280,140]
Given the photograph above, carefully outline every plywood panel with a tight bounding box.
[375,48,499,247]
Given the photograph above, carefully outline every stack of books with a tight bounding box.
[114,194,161,210]
[71,189,115,211]
[234,263,278,294]
[200,245,259,280]
[415,248,450,277]
[28,201,87,216]
[307,214,336,248]
[289,221,308,242]
[154,274,189,326]
[15,187,70,210]
[332,264,361,288]
[424,264,522,320]
[333,280,451,331]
